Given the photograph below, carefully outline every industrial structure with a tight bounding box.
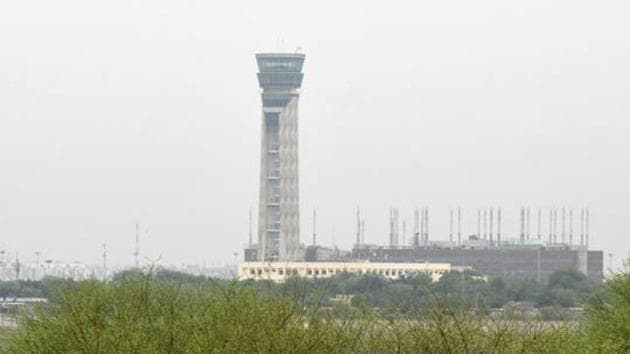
[329,206,602,283]
[243,53,604,283]
[254,53,306,262]
[246,206,603,283]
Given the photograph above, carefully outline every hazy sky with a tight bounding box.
[0,0,628,268]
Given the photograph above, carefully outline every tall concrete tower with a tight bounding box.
[256,53,305,262]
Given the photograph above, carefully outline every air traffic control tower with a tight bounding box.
[256,53,305,262]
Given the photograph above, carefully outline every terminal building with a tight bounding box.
[238,261,469,283]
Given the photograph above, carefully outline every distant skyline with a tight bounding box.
[0,0,628,269]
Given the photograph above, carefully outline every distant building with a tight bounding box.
[304,245,352,262]
[238,261,469,283]
[255,53,306,262]
[351,245,603,283]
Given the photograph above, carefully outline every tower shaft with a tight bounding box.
[256,53,305,262]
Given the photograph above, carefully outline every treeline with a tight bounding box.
[1,270,629,353]
[254,270,602,312]
[0,269,602,311]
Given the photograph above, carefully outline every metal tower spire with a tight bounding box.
[537,208,542,240]
[362,212,366,244]
[457,206,462,246]
[586,208,590,248]
[489,207,494,246]
[248,207,253,248]
[413,208,420,247]
[526,207,530,240]
[449,208,454,244]
[356,207,361,246]
[402,220,406,247]
[549,209,553,245]
[553,208,558,244]
[562,207,566,245]
[313,208,317,246]
[477,208,481,238]
[569,209,573,246]
[483,208,488,240]
[580,208,584,246]
[134,223,140,268]
[520,207,525,243]
[497,208,502,246]
[424,207,429,244]
[102,243,107,281]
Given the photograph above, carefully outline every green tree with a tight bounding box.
[584,272,630,352]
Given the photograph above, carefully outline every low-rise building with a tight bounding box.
[238,261,468,283]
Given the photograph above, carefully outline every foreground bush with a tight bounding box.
[584,273,630,352]
[4,272,593,353]
[8,278,363,353]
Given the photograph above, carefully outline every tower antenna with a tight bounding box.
[356,207,361,247]
[361,220,365,245]
[449,208,454,244]
[102,243,107,281]
[313,208,317,246]
[413,208,420,247]
[402,220,406,247]
[537,208,542,240]
[134,223,140,268]
[553,208,558,244]
[549,209,553,245]
[15,252,20,281]
[420,208,425,246]
[520,207,525,243]
[248,207,253,248]
[424,207,429,244]
[497,208,502,246]
[483,208,488,241]
[562,207,566,245]
[477,208,481,238]
[457,206,462,247]
[526,207,530,240]
[580,208,584,246]
[34,251,41,280]
[569,209,573,246]
[489,207,494,246]
[586,208,590,248]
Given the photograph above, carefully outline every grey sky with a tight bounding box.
[0,0,628,267]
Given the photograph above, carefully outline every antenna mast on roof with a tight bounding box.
[313,209,317,246]
[483,208,487,240]
[562,207,566,245]
[248,207,253,248]
[497,208,502,246]
[537,208,542,240]
[569,209,573,246]
[102,243,107,281]
[549,209,553,245]
[586,208,590,248]
[520,207,525,243]
[449,208,454,244]
[526,207,531,240]
[361,220,365,245]
[134,223,140,268]
[489,207,494,246]
[356,207,361,247]
[457,206,462,246]
[414,208,420,247]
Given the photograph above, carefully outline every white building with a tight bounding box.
[238,261,469,283]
